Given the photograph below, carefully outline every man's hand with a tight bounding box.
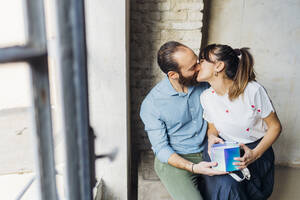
[193,161,228,176]
[207,135,224,157]
[233,143,259,169]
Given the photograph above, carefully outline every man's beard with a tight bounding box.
[178,71,199,87]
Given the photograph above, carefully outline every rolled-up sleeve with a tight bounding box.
[140,98,175,163]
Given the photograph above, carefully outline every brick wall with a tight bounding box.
[130,0,204,150]
[130,0,204,198]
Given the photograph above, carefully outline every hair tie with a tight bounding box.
[234,48,241,56]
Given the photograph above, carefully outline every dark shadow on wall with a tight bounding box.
[201,0,212,49]
[129,1,160,199]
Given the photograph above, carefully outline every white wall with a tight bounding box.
[207,0,300,166]
[85,0,130,199]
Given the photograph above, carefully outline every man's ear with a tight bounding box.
[216,61,225,72]
[167,71,179,79]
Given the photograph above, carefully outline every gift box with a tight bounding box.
[211,142,240,172]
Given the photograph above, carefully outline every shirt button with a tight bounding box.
[193,120,196,123]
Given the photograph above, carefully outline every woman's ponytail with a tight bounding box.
[199,44,256,101]
[228,48,256,100]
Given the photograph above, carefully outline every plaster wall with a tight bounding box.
[206,0,300,166]
[85,0,130,199]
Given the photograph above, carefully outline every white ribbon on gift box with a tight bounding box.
[229,167,251,182]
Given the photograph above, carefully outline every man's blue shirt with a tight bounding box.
[140,77,209,163]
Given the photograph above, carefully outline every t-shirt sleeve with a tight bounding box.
[200,92,213,123]
[254,85,275,118]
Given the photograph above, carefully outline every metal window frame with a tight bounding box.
[0,0,94,199]
[52,0,94,199]
[0,0,57,199]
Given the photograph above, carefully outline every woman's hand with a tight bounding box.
[233,143,259,169]
[207,134,224,158]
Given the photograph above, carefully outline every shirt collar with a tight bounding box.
[160,76,195,96]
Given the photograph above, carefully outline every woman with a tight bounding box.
[196,44,282,200]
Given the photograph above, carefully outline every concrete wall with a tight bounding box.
[205,0,300,166]
[85,0,130,199]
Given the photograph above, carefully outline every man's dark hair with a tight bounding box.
[157,41,186,74]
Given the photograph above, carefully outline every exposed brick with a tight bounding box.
[130,1,204,196]
[188,11,203,21]
[138,3,149,13]
[130,0,204,153]
[173,1,204,11]
[146,12,161,21]
[140,151,160,180]
[171,21,202,29]
[161,10,187,21]
[161,30,185,41]
[132,23,148,33]
[157,1,171,11]
[182,30,202,39]
[184,40,202,51]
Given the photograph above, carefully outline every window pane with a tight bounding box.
[0,1,26,47]
[0,63,31,109]
[0,63,37,199]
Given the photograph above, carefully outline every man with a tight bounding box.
[140,41,226,200]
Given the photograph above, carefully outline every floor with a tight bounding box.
[0,172,65,200]
[1,109,299,199]
[0,166,300,199]
[270,166,300,200]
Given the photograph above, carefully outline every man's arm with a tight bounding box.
[140,98,175,163]
[168,153,228,176]
[167,122,226,175]
[140,97,226,175]
[167,153,193,172]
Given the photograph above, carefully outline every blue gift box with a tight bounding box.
[211,142,240,172]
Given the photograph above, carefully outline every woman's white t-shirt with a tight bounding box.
[200,81,274,144]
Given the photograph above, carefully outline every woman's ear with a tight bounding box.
[216,61,225,72]
[167,71,179,79]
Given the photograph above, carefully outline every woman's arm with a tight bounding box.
[207,122,219,137]
[207,122,224,156]
[253,111,282,158]
[234,112,282,169]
